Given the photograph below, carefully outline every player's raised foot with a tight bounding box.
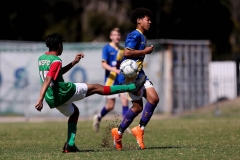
[131,126,145,149]
[131,75,146,95]
[111,128,122,150]
[93,114,100,132]
[62,142,80,153]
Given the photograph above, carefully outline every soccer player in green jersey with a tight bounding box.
[35,33,146,153]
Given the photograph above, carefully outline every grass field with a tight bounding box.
[0,98,240,160]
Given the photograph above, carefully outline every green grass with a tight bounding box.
[0,100,240,160]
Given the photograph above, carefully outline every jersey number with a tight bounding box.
[39,71,48,82]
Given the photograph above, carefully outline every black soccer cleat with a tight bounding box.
[62,142,80,153]
[131,75,146,95]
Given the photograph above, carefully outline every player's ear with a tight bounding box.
[137,18,141,24]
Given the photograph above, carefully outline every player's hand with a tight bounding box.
[144,45,154,54]
[73,53,85,64]
[112,68,121,74]
[35,99,43,112]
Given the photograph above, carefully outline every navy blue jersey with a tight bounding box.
[119,29,148,84]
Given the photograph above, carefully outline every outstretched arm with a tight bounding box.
[124,45,154,57]
[102,61,120,74]
[35,76,52,112]
[62,53,85,74]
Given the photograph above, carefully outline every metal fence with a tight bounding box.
[170,40,211,113]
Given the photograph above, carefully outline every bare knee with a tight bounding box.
[86,84,104,96]
[148,95,159,105]
[105,99,115,110]
[105,105,114,111]
[145,88,160,105]
[131,100,143,114]
[151,97,159,105]
[132,105,143,114]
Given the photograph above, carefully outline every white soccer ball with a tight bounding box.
[120,59,138,78]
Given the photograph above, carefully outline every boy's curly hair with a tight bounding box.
[130,8,153,25]
[45,33,65,51]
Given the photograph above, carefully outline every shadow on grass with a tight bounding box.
[79,149,95,152]
[79,148,114,152]
[146,146,181,150]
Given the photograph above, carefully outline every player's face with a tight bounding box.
[139,16,151,31]
[110,31,121,44]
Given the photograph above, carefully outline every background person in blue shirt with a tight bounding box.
[93,28,131,133]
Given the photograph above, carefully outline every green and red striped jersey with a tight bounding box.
[38,52,76,108]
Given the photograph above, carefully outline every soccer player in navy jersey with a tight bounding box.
[92,28,131,133]
[35,33,146,153]
[111,8,159,150]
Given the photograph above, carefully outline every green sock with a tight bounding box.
[110,84,136,94]
[68,133,75,146]
[67,122,77,146]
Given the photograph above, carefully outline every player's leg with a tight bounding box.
[104,97,116,115]
[56,103,80,153]
[119,99,143,132]
[131,80,159,149]
[111,99,143,150]
[120,93,129,118]
[140,86,159,128]
[130,99,146,149]
[111,76,146,150]
[93,96,116,132]
[119,93,131,133]
[85,83,133,97]
[67,103,79,147]
[85,75,146,97]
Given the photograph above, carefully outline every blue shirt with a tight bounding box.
[119,29,148,84]
[102,43,125,85]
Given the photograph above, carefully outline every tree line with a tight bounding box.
[0,0,238,60]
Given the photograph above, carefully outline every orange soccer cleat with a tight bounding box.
[111,128,122,150]
[131,126,145,149]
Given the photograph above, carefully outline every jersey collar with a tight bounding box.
[136,29,143,35]
[109,42,119,50]
[45,51,58,56]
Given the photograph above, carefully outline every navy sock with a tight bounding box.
[140,102,157,128]
[119,109,137,133]
[98,107,109,121]
[122,105,129,118]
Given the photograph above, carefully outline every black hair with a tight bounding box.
[130,8,153,25]
[45,33,65,51]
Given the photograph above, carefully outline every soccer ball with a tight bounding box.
[120,59,138,78]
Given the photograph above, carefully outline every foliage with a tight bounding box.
[0,0,238,60]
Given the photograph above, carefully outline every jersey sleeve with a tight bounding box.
[125,33,140,50]
[47,60,62,80]
[102,45,109,61]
